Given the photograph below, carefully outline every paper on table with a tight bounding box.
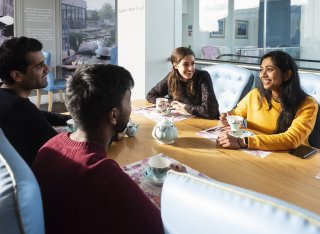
[197,126,272,158]
[315,173,320,180]
[133,106,193,122]
[197,125,226,141]
[122,153,210,209]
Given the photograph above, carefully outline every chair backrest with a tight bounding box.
[42,51,51,67]
[0,128,45,234]
[42,51,66,92]
[42,51,55,88]
[161,170,320,234]
[203,64,254,113]
[201,46,220,60]
[299,73,320,148]
[110,46,118,65]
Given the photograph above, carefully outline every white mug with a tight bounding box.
[147,155,171,180]
[156,98,169,113]
[226,115,244,131]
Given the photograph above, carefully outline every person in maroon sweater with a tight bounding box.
[32,64,164,234]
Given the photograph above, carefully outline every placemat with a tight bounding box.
[122,153,210,209]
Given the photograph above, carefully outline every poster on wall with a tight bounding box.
[61,0,116,65]
[23,0,60,68]
[0,0,14,45]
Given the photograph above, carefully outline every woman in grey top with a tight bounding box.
[146,47,219,119]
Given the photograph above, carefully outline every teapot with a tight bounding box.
[125,120,139,137]
[152,118,178,144]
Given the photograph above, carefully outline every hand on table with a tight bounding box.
[170,163,187,173]
[171,101,189,115]
[217,132,246,149]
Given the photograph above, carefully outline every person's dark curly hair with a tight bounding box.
[65,64,134,130]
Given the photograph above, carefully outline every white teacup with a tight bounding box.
[156,98,169,113]
[146,155,171,180]
[67,119,77,132]
[226,115,244,131]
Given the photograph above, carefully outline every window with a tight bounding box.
[192,0,320,70]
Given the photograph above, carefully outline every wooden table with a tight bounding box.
[108,100,320,215]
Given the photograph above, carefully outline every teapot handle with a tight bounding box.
[152,125,160,139]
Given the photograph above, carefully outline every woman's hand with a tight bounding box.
[219,111,231,126]
[170,163,187,173]
[171,101,189,115]
[217,132,246,149]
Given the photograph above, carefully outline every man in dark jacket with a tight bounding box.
[0,36,70,166]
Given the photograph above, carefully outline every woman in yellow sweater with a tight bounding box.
[218,51,318,151]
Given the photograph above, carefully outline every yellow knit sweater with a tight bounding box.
[231,88,318,150]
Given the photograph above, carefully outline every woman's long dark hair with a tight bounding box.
[167,47,195,99]
[258,51,307,133]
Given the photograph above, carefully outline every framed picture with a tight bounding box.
[210,19,225,38]
[0,0,14,45]
[235,20,248,39]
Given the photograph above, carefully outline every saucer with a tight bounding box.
[155,139,174,145]
[157,109,171,115]
[229,129,254,138]
[143,168,166,186]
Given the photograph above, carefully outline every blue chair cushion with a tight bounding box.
[299,73,320,148]
[0,129,45,234]
[110,47,118,65]
[161,170,320,234]
[41,52,66,92]
[203,64,254,113]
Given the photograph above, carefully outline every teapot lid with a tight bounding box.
[158,117,175,126]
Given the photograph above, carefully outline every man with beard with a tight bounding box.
[0,36,70,166]
[32,64,164,234]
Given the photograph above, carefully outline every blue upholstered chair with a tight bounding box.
[36,51,66,112]
[203,64,254,113]
[0,128,45,234]
[299,73,320,148]
[161,170,320,234]
[110,46,118,65]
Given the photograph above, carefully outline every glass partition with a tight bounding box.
[192,0,320,70]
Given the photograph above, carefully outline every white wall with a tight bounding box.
[118,0,146,100]
[15,0,59,66]
[14,0,62,105]
[182,0,195,52]
[118,0,177,100]
[145,1,176,96]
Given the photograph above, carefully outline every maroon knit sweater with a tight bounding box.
[32,133,164,234]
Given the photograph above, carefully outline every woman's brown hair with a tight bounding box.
[167,47,195,99]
